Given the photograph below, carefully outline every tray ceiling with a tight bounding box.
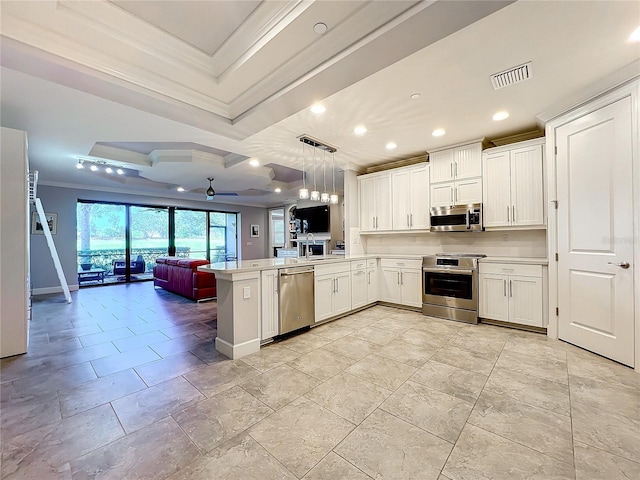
[1,1,638,207]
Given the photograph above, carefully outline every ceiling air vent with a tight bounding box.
[490,62,532,90]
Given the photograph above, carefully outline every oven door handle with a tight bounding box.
[423,268,474,275]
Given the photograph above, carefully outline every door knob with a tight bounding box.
[607,261,630,269]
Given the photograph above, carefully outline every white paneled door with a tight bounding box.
[556,96,634,367]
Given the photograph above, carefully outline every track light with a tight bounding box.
[76,160,84,169]
[90,164,98,172]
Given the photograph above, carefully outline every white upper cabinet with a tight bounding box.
[429,141,483,183]
[391,169,411,230]
[391,164,430,230]
[482,138,545,228]
[429,149,455,183]
[454,178,483,205]
[453,142,483,179]
[359,172,392,232]
[429,140,483,207]
[483,151,511,226]
[510,145,544,226]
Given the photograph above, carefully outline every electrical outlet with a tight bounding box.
[246,241,252,246]
[502,234,509,242]
[243,286,250,299]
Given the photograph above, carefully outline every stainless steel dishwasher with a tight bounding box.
[279,266,315,335]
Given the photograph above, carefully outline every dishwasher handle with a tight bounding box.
[280,268,315,276]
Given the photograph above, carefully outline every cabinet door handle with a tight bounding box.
[455,188,458,204]
[507,206,510,222]
[397,272,400,285]
[455,162,458,178]
[400,272,403,285]
[368,271,371,284]
[410,213,413,227]
[512,205,516,223]
[450,163,453,179]
[509,280,513,297]
[450,188,453,204]
[407,213,410,227]
[503,279,507,296]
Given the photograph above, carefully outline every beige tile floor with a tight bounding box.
[1,282,639,479]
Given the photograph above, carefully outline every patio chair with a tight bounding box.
[112,255,146,275]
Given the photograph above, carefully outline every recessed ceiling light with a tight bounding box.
[492,110,510,121]
[386,142,397,150]
[116,168,124,175]
[628,26,640,42]
[410,93,421,99]
[310,103,326,114]
[313,22,328,34]
[90,164,98,171]
[249,158,260,167]
[354,125,367,135]
[105,167,113,174]
[432,128,446,137]
[177,187,185,192]
[275,188,282,193]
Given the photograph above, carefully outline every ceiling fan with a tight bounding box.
[205,177,238,200]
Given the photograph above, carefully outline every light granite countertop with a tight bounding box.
[480,256,549,265]
[197,253,424,274]
[198,254,549,275]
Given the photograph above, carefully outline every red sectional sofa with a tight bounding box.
[153,257,217,301]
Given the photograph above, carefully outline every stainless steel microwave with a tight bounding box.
[430,203,483,232]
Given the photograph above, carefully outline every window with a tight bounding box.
[77,201,238,285]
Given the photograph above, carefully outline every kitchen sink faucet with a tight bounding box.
[305,233,315,260]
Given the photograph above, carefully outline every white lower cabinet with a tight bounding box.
[351,260,368,310]
[260,269,279,340]
[380,258,421,308]
[351,258,380,309]
[479,263,543,327]
[315,262,352,323]
[366,259,379,304]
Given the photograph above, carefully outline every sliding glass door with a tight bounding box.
[175,210,207,259]
[77,202,127,284]
[77,201,239,286]
[130,206,169,280]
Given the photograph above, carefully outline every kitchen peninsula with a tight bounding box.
[199,253,548,359]
[198,254,422,359]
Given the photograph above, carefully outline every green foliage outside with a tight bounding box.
[76,203,235,274]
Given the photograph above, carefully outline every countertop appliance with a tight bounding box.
[279,266,315,335]
[422,253,486,324]
[430,203,483,232]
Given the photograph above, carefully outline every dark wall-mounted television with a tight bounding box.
[295,205,330,234]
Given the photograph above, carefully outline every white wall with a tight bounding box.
[31,185,268,291]
[363,229,547,258]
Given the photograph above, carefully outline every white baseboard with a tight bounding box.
[215,337,260,359]
[33,285,79,296]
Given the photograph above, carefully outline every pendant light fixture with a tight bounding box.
[330,151,339,204]
[206,177,216,198]
[310,145,320,201]
[321,150,330,203]
[299,141,309,199]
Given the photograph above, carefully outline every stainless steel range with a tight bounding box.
[422,253,486,324]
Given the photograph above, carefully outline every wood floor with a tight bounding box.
[1,282,639,479]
